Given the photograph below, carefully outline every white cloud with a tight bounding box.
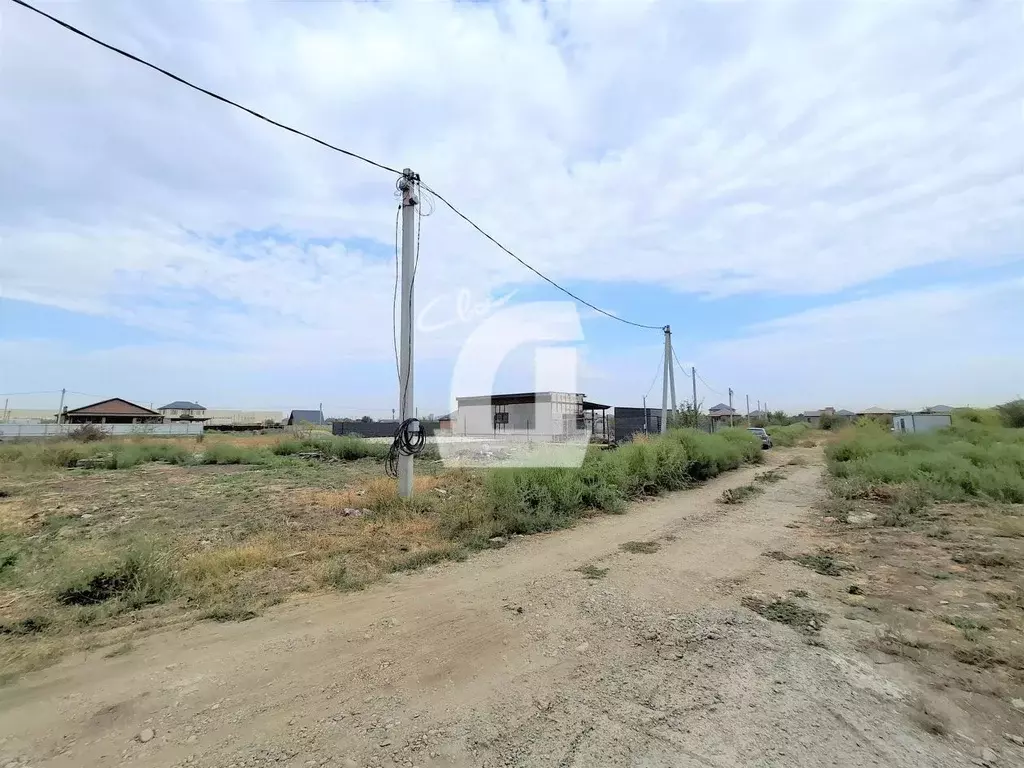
[689,278,1024,412]
[1,0,1022,407]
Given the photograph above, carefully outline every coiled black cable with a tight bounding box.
[385,418,426,478]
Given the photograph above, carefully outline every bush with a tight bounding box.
[55,544,176,610]
[826,423,1024,505]
[68,424,106,442]
[196,443,269,465]
[446,428,761,545]
[998,399,1024,429]
[765,423,812,447]
[105,443,192,469]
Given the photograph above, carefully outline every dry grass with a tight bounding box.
[620,540,660,554]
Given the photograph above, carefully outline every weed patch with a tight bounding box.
[55,545,175,609]
[719,484,763,504]
[620,540,660,554]
[741,596,826,633]
[794,552,851,577]
[576,564,609,579]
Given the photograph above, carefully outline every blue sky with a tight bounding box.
[2,0,1023,418]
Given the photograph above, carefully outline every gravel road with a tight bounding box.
[0,450,987,767]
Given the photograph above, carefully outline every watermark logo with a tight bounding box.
[418,288,519,334]
[436,300,590,469]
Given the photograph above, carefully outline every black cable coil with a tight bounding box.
[385,418,426,478]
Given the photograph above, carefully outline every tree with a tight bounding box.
[359,415,373,423]
[998,399,1024,428]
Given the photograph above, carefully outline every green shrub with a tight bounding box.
[456,428,761,545]
[105,443,192,469]
[55,544,176,610]
[765,423,812,447]
[998,399,1024,429]
[197,443,268,465]
[827,423,1024,505]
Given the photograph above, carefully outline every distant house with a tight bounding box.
[923,404,954,414]
[157,401,207,421]
[708,403,736,428]
[63,398,163,425]
[438,413,454,432]
[858,406,904,417]
[288,409,325,426]
[795,407,855,427]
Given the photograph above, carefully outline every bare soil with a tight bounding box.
[2,448,1022,767]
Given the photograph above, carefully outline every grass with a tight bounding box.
[0,427,761,682]
[719,484,763,504]
[741,596,827,633]
[826,422,1024,506]
[620,540,660,554]
[763,550,850,577]
[0,432,404,473]
[765,423,814,447]
[576,564,609,579]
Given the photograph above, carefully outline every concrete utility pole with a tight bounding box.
[642,395,648,434]
[728,388,734,427]
[57,388,66,425]
[691,366,698,427]
[398,169,419,498]
[668,339,677,420]
[661,326,670,433]
[746,394,750,424]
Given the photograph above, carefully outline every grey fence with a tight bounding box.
[613,407,662,443]
[332,420,440,438]
[0,422,204,441]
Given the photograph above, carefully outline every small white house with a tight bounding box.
[454,392,586,439]
[892,412,952,434]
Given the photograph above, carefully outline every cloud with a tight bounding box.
[689,278,1024,411]
[1,0,1022,408]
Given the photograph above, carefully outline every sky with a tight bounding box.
[1,0,1022,418]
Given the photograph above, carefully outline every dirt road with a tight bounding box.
[0,451,990,767]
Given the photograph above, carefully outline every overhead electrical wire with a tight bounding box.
[8,0,403,177]
[644,358,663,401]
[422,183,664,331]
[671,348,726,397]
[12,0,665,333]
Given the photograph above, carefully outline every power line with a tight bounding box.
[12,0,667,333]
[422,182,664,331]
[644,357,663,400]
[671,348,726,397]
[9,0,403,177]
[696,372,725,397]
[0,390,62,397]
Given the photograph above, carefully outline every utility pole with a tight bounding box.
[398,169,419,498]
[2,398,8,422]
[728,388,734,427]
[757,400,761,420]
[661,326,670,433]
[746,394,750,424]
[57,388,66,425]
[668,339,677,421]
[691,366,698,428]
[642,395,648,434]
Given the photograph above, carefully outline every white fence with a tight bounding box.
[0,422,204,440]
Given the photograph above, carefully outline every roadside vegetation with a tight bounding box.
[0,432,418,472]
[813,407,1024,713]
[0,427,761,681]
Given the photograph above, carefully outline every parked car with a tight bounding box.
[747,427,773,449]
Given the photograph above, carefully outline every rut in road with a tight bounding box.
[1,451,975,767]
